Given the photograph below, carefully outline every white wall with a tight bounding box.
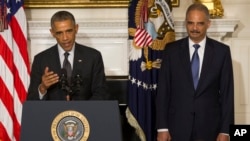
[25,0,250,124]
[222,0,250,124]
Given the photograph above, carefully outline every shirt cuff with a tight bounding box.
[38,85,47,99]
[157,129,169,132]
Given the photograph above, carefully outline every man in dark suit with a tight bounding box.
[156,3,234,141]
[27,11,109,101]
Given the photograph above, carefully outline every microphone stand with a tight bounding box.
[65,86,73,101]
[59,71,83,101]
[59,69,73,101]
[70,74,83,99]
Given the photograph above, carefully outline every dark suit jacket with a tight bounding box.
[27,43,109,100]
[156,37,234,141]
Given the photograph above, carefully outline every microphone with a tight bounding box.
[59,68,72,101]
[72,74,83,92]
[59,69,83,101]
[59,68,68,90]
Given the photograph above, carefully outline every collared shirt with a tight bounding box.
[58,44,75,69]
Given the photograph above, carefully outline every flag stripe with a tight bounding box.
[11,12,29,70]
[0,121,11,141]
[135,28,153,47]
[0,101,12,141]
[0,0,30,140]
[0,79,14,141]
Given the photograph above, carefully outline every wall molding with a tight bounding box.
[174,18,239,40]
[28,18,239,76]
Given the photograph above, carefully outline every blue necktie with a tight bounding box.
[191,44,200,89]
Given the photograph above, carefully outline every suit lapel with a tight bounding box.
[49,45,61,74]
[196,38,215,93]
[179,37,215,94]
[72,44,84,76]
[179,38,194,88]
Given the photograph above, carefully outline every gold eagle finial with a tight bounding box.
[193,0,224,18]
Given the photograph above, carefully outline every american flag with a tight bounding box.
[134,0,153,48]
[0,0,30,141]
[126,0,175,140]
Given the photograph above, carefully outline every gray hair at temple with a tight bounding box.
[186,3,210,21]
[50,11,76,28]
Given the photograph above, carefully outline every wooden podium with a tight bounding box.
[20,101,122,141]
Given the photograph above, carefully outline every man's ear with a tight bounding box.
[207,20,211,28]
[75,24,79,34]
[50,29,55,37]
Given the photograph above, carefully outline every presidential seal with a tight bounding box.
[51,110,90,141]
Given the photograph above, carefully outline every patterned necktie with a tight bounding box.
[63,52,72,83]
[191,44,200,89]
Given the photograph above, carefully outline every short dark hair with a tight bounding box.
[50,11,76,27]
[186,3,210,20]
